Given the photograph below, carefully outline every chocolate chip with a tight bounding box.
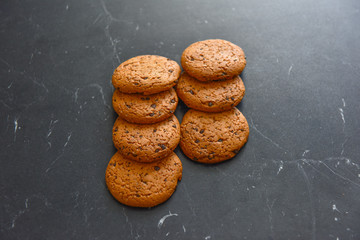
[154,166,160,171]
[155,149,160,153]
[170,110,174,113]
[195,139,200,143]
[233,150,239,154]
[193,157,198,161]
[151,104,156,108]
[132,153,137,157]
[194,127,198,131]
[208,102,213,106]
[200,129,204,134]
[189,90,194,95]
[171,99,175,103]
[134,82,139,85]
[226,96,229,101]
[218,139,223,142]
[144,77,148,80]
[126,104,131,108]
[125,130,129,133]
[145,97,150,100]
[149,113,155,116]
[191,57,194,61]
[153,129,157,132]
[136,194,140,197]
[160,144,166,150]
[169,69,173,73]
[114,127,118,132]
[231,97,235,101]
[172,125,177,128]
[222,72,227,75]
[141,97,145,100]
[139,135,143,138]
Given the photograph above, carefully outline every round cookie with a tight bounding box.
[176,72,245,112]
[112,55,181,95]
[106,151,182,208]
[180,108,249,164]
[113,114,180,162]
[181,39,246,81]
[113,88,178,124]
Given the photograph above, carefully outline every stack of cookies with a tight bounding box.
[106,55,183,208]
[177,39,250,164]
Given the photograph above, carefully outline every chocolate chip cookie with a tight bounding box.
[176,72,245,112]
[112,55,181,95]
[181,39,246,81]
[113,114,180,162]
[180,108,249,164]
[106,151,182,208]
[113,88,178,124]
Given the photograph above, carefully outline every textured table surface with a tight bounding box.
[1,0,360,239]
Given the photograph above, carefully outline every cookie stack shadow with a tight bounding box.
[177,39,250,164]
[106,55,183,208]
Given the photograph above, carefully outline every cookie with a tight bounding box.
[176,72,245,112]
[106,151,182,208]
[113,114,180,162]
[113,88,178,124]
[181,39,246,81]
[180,108,249,164]
[112,55,181,95]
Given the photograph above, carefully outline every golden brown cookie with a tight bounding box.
[105,151,182,208]
[112,55,181,95]
[176,72,245,112]
[180,108,249,164]
[113,114,180,162]
[181,39,246,81]
[112,88,178,124]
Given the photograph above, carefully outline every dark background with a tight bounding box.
[1,0,360,239]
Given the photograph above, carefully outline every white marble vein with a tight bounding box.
[288,64,293,77]
[89,83,111,109]
[297,163,316,240]
[45,131,73,173]
[249,117,287,153]
[157,211,178,229]
[266,196,276,237]
[13,117,19,141]
[332,204,341,213]
[277,160,284,175]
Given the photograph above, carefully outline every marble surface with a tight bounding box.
[1,0,360,239]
